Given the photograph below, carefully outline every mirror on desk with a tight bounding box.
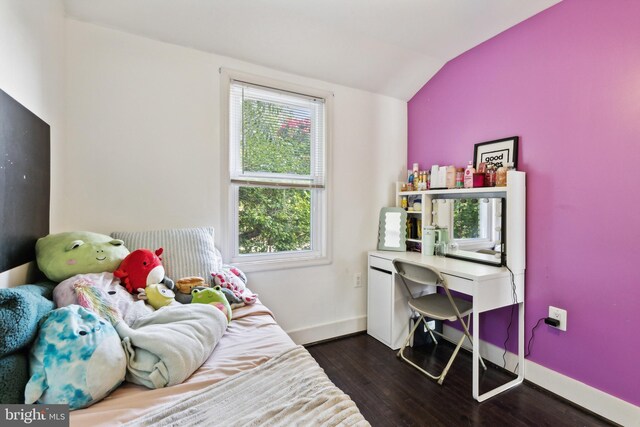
[431,196,505,266]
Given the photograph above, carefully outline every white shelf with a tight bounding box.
[395,171,525,271]
[399,186,507,196]
[406,238,421,243]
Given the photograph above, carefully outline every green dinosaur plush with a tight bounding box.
[36,231,130,282]
[191,286,232,322]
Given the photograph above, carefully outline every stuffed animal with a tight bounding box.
[53,273,154,326]
[0,283,56,357]
[36,231,130,282]
[212,265,257,306]
[74,282,122,325]
[178,277,242,308]
[191,286,232,322]
[220,287,244,309]
[138,284,178,310]
[24,305,127,410]
[0,282,56,404]
[113,248,174,294]
[173,277,209,304]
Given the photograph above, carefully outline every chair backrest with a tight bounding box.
[392,259,447,297]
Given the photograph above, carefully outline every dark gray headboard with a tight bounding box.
[0,88,50,273]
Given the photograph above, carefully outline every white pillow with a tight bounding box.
[110,227,223,283]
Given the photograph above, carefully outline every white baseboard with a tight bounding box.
[443,325,640,426]
[286,315,367,346]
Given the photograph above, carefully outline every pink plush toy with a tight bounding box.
[114,248,168,294]
[212,265,257,306]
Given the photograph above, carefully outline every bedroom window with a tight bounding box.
[224,72,331,269]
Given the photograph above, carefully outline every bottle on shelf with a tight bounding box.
[455,168,464,188]
[446,165,456,189]
[486,164,497,187]
[464,161,475,188]
[496,164,507,187]
[430,165,440,188]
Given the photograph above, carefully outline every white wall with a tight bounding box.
[0,0,66,288]
[63,19,407,341]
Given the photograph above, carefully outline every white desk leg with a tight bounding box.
[472,310,480,400]
[475,302,526,402]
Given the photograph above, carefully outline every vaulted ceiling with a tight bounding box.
[64,0,561,100]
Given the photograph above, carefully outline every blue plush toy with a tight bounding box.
[24,305,126,410]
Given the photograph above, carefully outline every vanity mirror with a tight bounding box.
[431,194,506,266]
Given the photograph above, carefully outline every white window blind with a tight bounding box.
[229,80,326,189]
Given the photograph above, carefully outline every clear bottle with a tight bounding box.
[496,164,507,187]
[464,161,475,188]
[446,165,456,189]
[486,165,497,187]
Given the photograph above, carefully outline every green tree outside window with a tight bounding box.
[238,100,313,254]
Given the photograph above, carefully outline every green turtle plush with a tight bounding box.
[36,232,130,282]
[191,286,232,322]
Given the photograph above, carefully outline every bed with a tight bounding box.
[71,302,364,426]
[2,227,369,426]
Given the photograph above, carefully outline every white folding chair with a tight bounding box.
[393,259,487,385]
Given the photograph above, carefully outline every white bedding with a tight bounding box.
[116,303,227,389]
[70,302,296,427]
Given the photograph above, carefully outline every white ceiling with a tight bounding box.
[63,0,561,101]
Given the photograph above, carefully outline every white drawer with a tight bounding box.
[369,255,394,273]
[442,273,473,295]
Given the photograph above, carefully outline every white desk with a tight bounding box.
[367,250,525,402]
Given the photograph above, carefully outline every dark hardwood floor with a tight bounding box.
[306,333,614,427]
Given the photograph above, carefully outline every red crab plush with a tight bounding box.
[114,248,168,294]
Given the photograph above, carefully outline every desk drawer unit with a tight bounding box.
[367,255,411,350]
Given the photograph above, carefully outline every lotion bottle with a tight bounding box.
[464,161,475,188]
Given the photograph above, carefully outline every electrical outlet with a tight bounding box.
[354,273,362,288]
[548,306,567,331]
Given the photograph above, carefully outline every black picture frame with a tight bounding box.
[473,136,519,170]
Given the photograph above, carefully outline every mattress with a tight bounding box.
[70,301,296,427]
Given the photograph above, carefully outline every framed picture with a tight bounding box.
[473,136,519,170]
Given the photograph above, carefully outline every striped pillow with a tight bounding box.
[110,227,222,283]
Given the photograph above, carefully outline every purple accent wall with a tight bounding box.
[408,0,640,405]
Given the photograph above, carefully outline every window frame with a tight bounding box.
[220,69,332,272]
